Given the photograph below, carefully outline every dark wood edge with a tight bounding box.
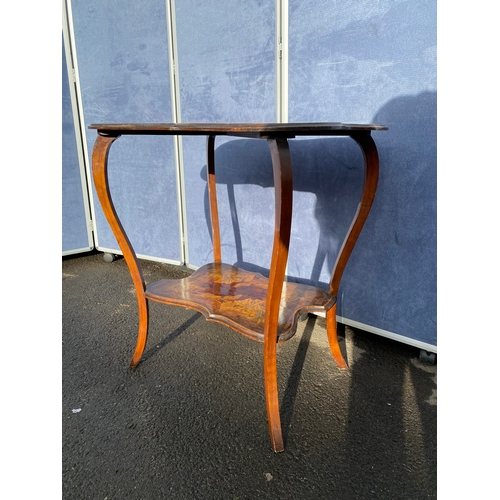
[88,122,387,138]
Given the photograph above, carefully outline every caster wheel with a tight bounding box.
[419,349,436,365]
[103,252,115,263]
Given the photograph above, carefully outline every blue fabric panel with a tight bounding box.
[202,137,277,274]
[198,136,365,282]
[71,0,180,260]
[62,35,92,253]
[174,0,276,267]
[288,0,436,122]
[286,137,365,283]
[287,0,437,346]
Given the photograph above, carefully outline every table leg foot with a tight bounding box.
[129,298,149,367]
[326,305,348,369]
[264,347,285,453]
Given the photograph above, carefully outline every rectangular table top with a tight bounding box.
[88,122,387,138]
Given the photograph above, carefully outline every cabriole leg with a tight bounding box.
[263,136,294,452]
[91,134,149,367]
[326,132,379,371]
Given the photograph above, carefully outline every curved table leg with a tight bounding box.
[326,132,380,368]
[264,137,293,452]
[91,134,149,368]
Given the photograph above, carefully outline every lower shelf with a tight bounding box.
[145,262,335,342]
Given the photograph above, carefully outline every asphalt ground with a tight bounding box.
[62,252,437,499]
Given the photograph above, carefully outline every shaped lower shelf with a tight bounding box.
[145,262,335,342]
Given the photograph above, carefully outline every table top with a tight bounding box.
[89,122,387,138]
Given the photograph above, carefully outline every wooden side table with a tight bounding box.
[89,122,387,452]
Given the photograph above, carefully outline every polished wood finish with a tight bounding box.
[90,121,385,452]
[146,263,334,341]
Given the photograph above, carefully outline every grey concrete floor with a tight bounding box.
[62,253,437,499]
